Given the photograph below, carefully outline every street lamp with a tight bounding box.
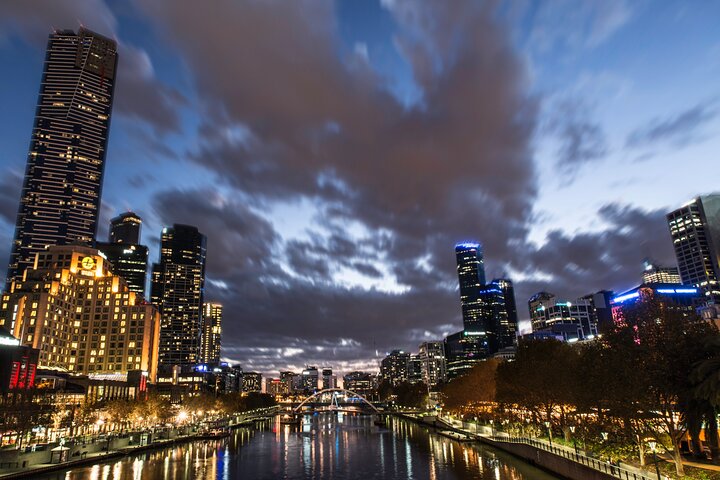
[648,441,661,480]
[544,421,552,446]
[569,426,578,454]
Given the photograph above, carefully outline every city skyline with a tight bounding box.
[0,1,719,376]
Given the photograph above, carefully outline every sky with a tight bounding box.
[0,0,719,377]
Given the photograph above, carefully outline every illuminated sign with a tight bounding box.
[611,292,640,304]
[81,256,96,270]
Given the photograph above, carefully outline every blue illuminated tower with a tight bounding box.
[455,242,485,332]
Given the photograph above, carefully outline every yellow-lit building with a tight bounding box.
[0,245,161,382]
[200,302,222,364]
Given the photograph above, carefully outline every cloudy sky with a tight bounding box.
[0,0,719,376]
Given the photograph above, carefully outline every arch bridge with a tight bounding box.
[293,388,382,414]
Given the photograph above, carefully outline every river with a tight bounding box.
[35,413,561,479]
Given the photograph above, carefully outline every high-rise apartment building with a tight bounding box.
[6,28,118,290]
[667,195,720,304]
[200,302,222,364]
[109,212,142,244]
[380,350,410,385]
[96,212,148,298]
[455,243,485,331]
[0,245,160,381]
[151,224,207,366]
[418,341,446,386]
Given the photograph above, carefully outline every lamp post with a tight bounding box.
[544,421,552,446]
[648,441,661,480]
[569,426,578,454]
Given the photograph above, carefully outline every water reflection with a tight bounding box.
[39,414,559,480]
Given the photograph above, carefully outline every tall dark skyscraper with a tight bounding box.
[455,242,485,331]
[96,211,148,297]
[109,212,142,244]
[667,195,720,305]
[151,224,207,366]
[5,28,118,290]
[448,243,517,378]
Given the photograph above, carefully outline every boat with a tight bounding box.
[437,430,474,443]
[280,413,301,425]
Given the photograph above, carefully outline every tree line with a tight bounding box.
[441,298,720,477]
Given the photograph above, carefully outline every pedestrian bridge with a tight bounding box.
[293,388,382,414]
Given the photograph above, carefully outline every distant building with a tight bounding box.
[96,212,148,297]
[151,224,207,366]
[5,28,118,290]
[642,258,681,285]
[0,245,161,381]
[280,371,299,395]
[266,378,285,397]
[200,302,222,364]
[380,350,410,385]
[443,331,485,379]
[301,366,319,392]
[242,371,262,393]
[418,341,446,386]
[407,354,423,383]
[321,367,336,390]
[528,292,598,342]
[611,283,702,321]
[667,195,720,304]
[343,371,376,400]
[109,212,142,244]
[453,244,517,367]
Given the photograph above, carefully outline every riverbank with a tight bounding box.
[0,406,279,479]
[393,412,663,480]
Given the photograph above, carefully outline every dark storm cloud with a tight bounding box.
[0,169,22,224]
[0,0,183,134]
[626,103,718,148]
[131,0,539,373]
[513,203,675,307]
[545,98,608,176]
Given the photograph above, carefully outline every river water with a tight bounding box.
[36,413,560,479]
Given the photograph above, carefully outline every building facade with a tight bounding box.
[380,350,410,385]
[200,302,222,364]
[642,259,681,285]
[151,224,207,366]
[6,28,118,290]
[242,372,262,393]
[667,195,720,305]
[529,292,599,341]
[0,245,161,381]
[109,212,142,244]
[418,341,446,386]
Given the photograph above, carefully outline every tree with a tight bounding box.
[442,359,498,414]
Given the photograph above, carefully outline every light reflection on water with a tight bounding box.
[38,414,561,480]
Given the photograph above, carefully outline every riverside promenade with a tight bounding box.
[395,412,667,480]
[0,406,278,479]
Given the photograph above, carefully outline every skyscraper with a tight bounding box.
[200,302,222,364]
[151,224,207,366]
[455,242,485,332]
[487,278,518,350]
[6,28,118,291]
[96,211,148,297]
[109,212,142,244]
[667,195,720,304]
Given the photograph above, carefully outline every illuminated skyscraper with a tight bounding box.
[455,242,485,332]
[667,195,720,304]
[109,212,142,244]
[200,302,222,364]
[151,224,207,366]
[642,258,681,285]
[6,28,118,291]
[97,211,148,297]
